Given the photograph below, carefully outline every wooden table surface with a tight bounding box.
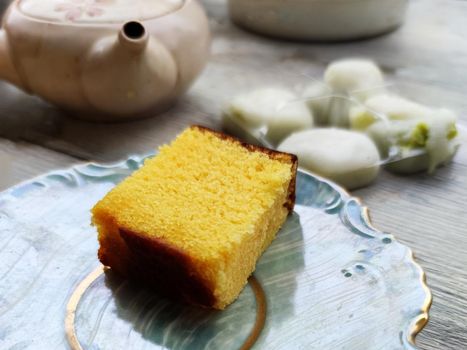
[0,0,466,349]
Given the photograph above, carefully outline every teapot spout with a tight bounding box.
[81,21,178,118]
[118,21,149,52]
[0,30,23,88]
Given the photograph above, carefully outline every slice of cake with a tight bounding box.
[92,125,297,309]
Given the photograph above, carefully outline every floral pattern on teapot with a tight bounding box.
[19,0,185,24]
[55,0,113,21]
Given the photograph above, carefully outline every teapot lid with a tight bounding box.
[19,0,185,24]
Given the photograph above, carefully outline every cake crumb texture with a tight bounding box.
[92,125,297,309]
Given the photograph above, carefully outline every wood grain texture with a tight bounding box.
[0,0,466,348]
[0,138,77,191]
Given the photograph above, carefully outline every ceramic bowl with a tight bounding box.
[229,0,409,41]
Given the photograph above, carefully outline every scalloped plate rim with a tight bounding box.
[0,154,432,349]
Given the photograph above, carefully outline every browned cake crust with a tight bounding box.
[119,229,215,306]
[98,126,298,308]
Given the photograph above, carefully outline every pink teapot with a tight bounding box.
[0,0,210,121]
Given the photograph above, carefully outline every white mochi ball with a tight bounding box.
[223,87,313,145]
[350,94,433,130]
[304,59,385,127]
[324,59,385,99]
[278,128,381,190]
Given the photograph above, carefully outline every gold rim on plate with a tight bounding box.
[65,266,268,350]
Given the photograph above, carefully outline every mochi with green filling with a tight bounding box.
[352,94,460,173]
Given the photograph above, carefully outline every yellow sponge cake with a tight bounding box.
[92,125,297,309]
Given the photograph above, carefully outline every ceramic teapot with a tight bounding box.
[0,0,210,121]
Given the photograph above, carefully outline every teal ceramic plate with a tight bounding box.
[0,156,431,350]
